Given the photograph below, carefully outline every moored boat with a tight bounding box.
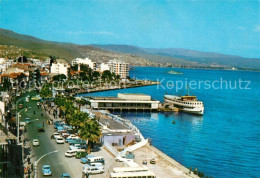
[164,94,204,115]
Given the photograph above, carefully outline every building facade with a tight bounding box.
[50,60,69,76]
[108,60,129,78]
[71,58,96,70]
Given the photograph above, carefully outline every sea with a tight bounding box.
[80,67,260,178]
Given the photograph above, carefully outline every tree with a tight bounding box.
[101,70,112,81]
[92,71,100,79]
[40,84,52,98]
[0,78,11,91]
[53,74,67,81]
[79,119,101,153]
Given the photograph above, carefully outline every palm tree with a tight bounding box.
[79,119,101,153]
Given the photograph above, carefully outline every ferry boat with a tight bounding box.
[164,90,204,115]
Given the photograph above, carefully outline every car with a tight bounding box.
[67,139,86,145]
[75,151,88,159]
[61,132,70,138]
[67,134,80,140]
[61,173,71,178]
[87,156,105,165]
[57,126,65,133]
[82,166,104,175]
[25,118,31,124]
[56,136,65,144]
[37,124,44,132]
[69,144,86,152]
[81,155,95,164]
[116,155,133,162]
[42,165,52,176]
[53,132,60,139]
[32,139,40,146]
[65,150,77,157]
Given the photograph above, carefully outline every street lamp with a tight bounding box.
[17,107,31,144]
[34,150,58,178]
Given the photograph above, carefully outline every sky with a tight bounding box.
[0,0,260,58]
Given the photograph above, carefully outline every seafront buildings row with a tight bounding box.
[0,56,129,81]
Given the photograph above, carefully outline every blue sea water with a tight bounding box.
[80,67,260,178]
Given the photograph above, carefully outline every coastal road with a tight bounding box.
[19,92,122,178]
[20,92,83,178]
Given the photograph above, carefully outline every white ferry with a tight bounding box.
[164,94,204,115]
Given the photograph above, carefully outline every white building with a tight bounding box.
[50,59,69,76]
[0,58,13,73]
[86,93,160,110]
[99,63,110,72]
[30,58,42,67]
[71,58,96,70]
[0,101,5,124]
[108,59,129,78]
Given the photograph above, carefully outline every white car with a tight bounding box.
[53,132,60,139]
[83,166,104,175]
[33,139,40,146]
[65,150,77,157]
[70,144,86,152]
[56,136,65,144]
[67,134,80,140]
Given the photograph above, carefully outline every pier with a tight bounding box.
[84,93,161,111]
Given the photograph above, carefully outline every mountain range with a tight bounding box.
[0,28,259,69]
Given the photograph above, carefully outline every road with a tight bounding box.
[19,92,122,178]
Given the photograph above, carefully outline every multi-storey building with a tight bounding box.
[108,59,129,78]
[50,59,69,77]
[71,58,96,70]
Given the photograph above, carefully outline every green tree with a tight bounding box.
[53,74,67,81]
[79,119,101,153]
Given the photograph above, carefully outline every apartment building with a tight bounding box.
[50,59,69,77]
[71,58,96,70]
[108,59,129,78]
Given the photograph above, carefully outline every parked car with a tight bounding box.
[81,155,95,164]
[61,173,71,178]
[70,144,86,152]
[116,154,134,162]
[56,136,65,144]
[61,132,70,138]
[53,132,60,139]
[67,134,80,140]
[57,126,65,133]
[75,151,88,159]
[65,150,77,157]
[25,118,31,124]
[82,166,104,175]
[42,165,52,176]
[32,139,40,146]
[86,156,105,165]
[68,139,86,145]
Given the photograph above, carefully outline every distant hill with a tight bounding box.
[1,28,259,69]
[0,28,153,66]
[93,45,260,69]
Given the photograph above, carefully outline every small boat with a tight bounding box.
[167,70,183,75]
[172,120,176,124]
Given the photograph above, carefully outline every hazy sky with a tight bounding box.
[0,0,260,58]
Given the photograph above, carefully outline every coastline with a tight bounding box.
[133,144,199,178]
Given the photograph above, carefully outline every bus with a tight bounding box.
[113,167,149,173]
[110,171,156,178]
[110,167,155,178]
